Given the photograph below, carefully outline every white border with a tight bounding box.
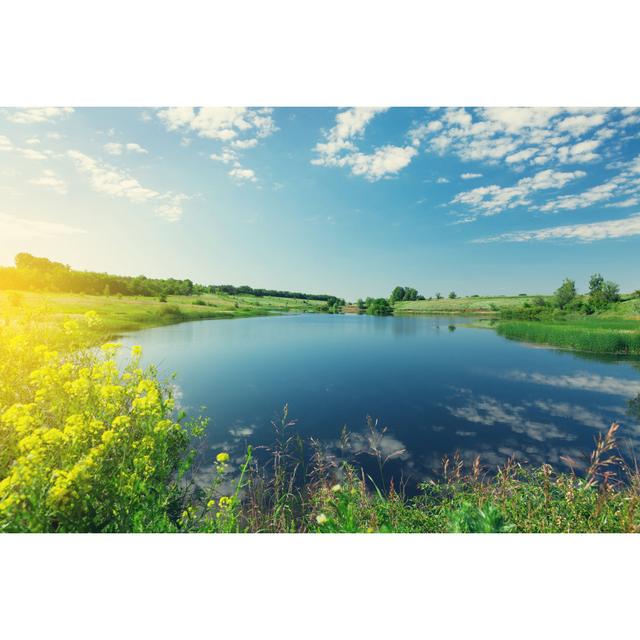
[1,1,640,636]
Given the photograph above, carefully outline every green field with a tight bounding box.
[395,295,551,315]
[0,290,326,336]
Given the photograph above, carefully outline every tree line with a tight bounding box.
[503,273,627,320]
[0,253,340,303]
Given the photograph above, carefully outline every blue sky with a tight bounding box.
[1,106,639,299]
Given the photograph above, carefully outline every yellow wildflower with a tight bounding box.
[216,452,230,463]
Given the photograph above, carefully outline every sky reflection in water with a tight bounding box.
[120,314,640,493]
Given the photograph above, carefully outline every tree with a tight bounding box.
[589,273,605,296]
[554,278,577,309]
[356,298,366,311]
[601,281,620,304]
[589,273,619,308]
[390,286,406,303]
[404,287,418,301]
[449,291,457,299]
[367,298,393,316]
[435,292,442,300]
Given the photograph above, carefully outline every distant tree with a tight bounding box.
[601,281,620,304]
[390,286,406,303]
[416,295,425,301]
[532,295,547,307]
[589,273,605,296]
[554,278,577,309]
[435,292,443,300]
[356,298,366,311]
[448,291,457,299]
[589,273,619,308]
[404,287,418,301]
[366,298,393,316]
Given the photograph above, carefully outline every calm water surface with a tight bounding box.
[121,314,640,492]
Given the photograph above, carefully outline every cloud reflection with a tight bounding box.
[508,371,640,397]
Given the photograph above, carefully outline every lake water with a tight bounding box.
[120,314,640,492]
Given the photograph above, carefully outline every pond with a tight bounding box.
[120,314,640,493]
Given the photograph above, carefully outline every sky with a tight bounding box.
[1,106,639,300]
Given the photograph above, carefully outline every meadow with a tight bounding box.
[396,295,551,315]
[1,290,326,335]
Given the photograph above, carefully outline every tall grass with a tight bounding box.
[497,320,640,354]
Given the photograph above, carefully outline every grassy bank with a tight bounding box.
[496,299,640,355]
[396,294,640,355]
[1,290,326,337]
[497,317,640,355]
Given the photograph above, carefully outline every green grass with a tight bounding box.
[184,422,640,533]
[395,295,552,315]
[0,290,326,336]
[497,319,640,355]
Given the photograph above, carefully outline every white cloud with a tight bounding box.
[556,113,607,136]
[157,107,277,142]
[411,107,625,169]
[231,138,258,149]
[103,143,124,156]
[103,142,149,156]
[25,137,41,146]
[347,145,417,181]
[436,177,450,184]
[18,148,49,160]
[0,134,12,151]
[228,167,257,183]
[452,169,585,215]
[5,107,74,124]
[506,148,537,164]
[67,150,188,221]
[210,149,238,164]
[0,212,84,238]
[312,108,415,181]
[29,170,68,195]
[460,172,482,179]
[475,213,640,243]
[540,154,640,212]
[0,134,51,161]
[605,197,639,208]
[556,139,601,164]
[126,142,148,154]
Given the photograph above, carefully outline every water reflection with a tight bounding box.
[120,314,640,494]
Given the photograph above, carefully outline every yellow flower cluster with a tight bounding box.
[0,311,190,532]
